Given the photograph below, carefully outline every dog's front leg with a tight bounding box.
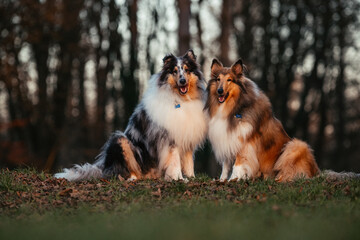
[159,146,184,181]
[220,160,231,181]
[181,151,195,178]
[229,144,259,181]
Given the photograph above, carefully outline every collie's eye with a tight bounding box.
[216,78,220,81]
[173,70,178,74]
[227,79,232,82]
[185,69,190,73]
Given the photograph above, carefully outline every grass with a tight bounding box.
[0,168,359,240]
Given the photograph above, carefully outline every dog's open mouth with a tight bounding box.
[218,92,229,103]
[179,85,189,95]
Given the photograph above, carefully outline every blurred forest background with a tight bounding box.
[1,0,360,176]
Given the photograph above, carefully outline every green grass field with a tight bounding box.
[1,168,359,240]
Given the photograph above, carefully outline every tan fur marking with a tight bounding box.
[223,85,240,116]
[119,138,142,178]
[161,147,182,181]
[254,120,291,178]
[184,73,200,100]
[181,151,195,177]
[167,75,177,89]
[162,147,173,171]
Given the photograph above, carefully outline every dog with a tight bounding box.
[55,50,208,181]
[206,58,320,182]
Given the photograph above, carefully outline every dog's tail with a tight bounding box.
[274,139,320,182]
[54,161,104,181]
[320,170,360,180]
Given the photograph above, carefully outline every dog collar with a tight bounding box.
[235,114,242,119]
[175,103,181,109]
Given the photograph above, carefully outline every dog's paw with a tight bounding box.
[183,173,195,179]
[127,174,138,182]
[229,165,250,181]
[219,177,228,182]
[164,173,184,182]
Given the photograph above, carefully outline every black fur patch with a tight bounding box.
[125,108,158,173]
[204,79,217,111]
[129,107,149,134]
[159,54,177,86]
[182,53,203,82]
[262,135,276,151]
[102,132,130,179]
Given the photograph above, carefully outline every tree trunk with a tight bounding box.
[33,42,50,158]
[281,5,303,129]
[178,0,191,55]
[49,0,83,171]
[219,0,232,66]
[122,0,139,124]
[334,3,346,170]
[235,0,252,62]
[259,0,271,93]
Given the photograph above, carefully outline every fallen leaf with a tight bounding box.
[183,190,192,197]
[100,179,110,184]
[151,188,161,198]
[118,175,124,181]
[58,188,72,197]
[69,189,81,198]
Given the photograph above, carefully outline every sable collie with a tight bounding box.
[206,58,320,182]
[55,50,207,181]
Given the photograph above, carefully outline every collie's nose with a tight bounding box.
[179,78,186,85]
[217,88,224,94]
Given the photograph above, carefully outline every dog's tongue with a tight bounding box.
[180,86,188,94]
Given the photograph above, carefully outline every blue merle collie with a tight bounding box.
[55,50,208,181]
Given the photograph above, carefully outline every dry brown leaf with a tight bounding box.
[151,188,161,198]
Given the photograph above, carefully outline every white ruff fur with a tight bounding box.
[143,76,207,153]
[208,104,253,162]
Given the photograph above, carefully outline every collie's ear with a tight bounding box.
[184,49,196,61]
[231,58,243,77]
[211,58,223,75]
[162,54,176,64]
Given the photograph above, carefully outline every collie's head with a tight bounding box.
[208,58,246,104]
[206,58,258,117]
[158,50,205,100]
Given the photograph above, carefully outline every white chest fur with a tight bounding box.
[143,86,207,152]
[208,105,253,162]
